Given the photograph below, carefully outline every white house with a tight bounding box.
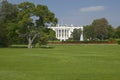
[48,24,84,41]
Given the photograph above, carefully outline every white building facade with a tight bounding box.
[48,24,84,41]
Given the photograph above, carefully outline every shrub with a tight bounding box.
[108,38,116,43]
[117,40,120,45]
[62,40,109,44]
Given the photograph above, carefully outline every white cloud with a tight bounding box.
[80,6,105,12]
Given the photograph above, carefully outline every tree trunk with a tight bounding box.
[27,34,37,48]
[28,37,32,48]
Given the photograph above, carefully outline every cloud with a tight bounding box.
[80,6,105,12]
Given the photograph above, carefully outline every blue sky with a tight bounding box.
[8,0,120,27]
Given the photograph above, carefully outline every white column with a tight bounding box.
[66,29,68,39]
[65,29,66,40]
[61,29,63,40]
[58,29,60,40]
[64,29,65,41]
[60,29,62,41]
[68,29,71,37]
[57,29,58,39]
[68,29,69,38]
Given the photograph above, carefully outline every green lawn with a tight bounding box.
[0,45,120,80]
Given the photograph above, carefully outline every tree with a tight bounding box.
[34,28,56,47]
[83,18,115,41]
[35,4,58,27]
[72,29,81,41]
[107,25,115,39]
[83,25,95,40]
[45,28,56,41]
[92,18,111,40]
[0,21,8,47]
[18,2,57,48]
[115,26,120,38]
[0,0,18,47]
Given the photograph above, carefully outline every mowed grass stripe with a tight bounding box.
[0,45,120,80]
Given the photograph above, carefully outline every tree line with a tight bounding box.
[72,18,120,41]
[0,0,57,48]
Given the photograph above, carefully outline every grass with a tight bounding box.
[0,44,120,80]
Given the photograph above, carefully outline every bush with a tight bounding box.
[62,40,109,44]
[35,43,40,48]
[108,38,116,43]
[0,36,9,47]
[117,40,120,45]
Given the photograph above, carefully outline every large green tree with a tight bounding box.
[92,18,112,40]
[18,2,57,48]
[83,18,115,41]
[0,21,8,47]
[83,25,95,40]
[72,29,82,41]
[0,0,18,47]
[115,26,120,38]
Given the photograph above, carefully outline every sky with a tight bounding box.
[7,0,120,27]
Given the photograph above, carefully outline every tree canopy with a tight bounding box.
[0,0,18,47]
[72,29,82,41]
[83,18,115,41]
[17,2,57,48]
[115,26,120,38]
[0,0,57,48]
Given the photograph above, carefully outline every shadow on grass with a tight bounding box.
[9,45,27,48]
[9,45,55,49]
[39,46,55,49]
